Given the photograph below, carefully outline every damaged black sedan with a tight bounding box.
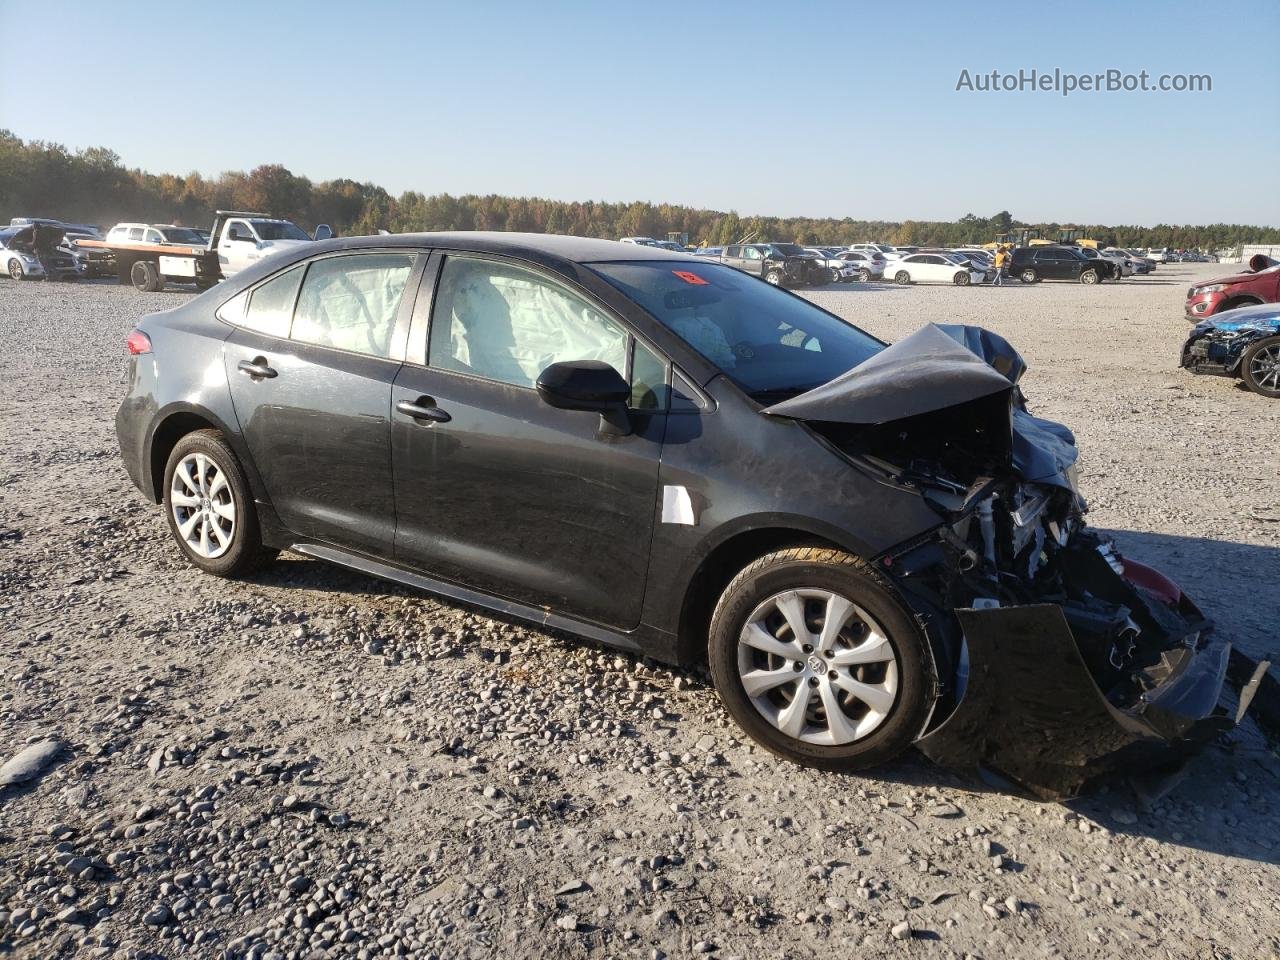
[114,233,1267,799]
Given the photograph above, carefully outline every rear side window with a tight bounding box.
[291,254,415,358]
[241,265,304,338]
[127,227,144,241]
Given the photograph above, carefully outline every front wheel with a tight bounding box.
[1241,336,1280,398]
[163,430,277,577]
[8,258,25,280]
[1080,269,1099,284]
[1020,268,1038,284]
[764,269,782,286]
[894,270,911,285]
[708,547,932,771]
[954,271,971,286]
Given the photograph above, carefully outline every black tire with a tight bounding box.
[954,271,971,286]
[1080,269,1099,285]
[707,547,933,772]
[1019,268,1038,284]
[131,260,162,292]
[894,270,911,285]
[858,269,872,282]
[764,269,782,286]
[829,267,842,284]
[8,258,25,280]
[162,430,277,577]
[1240,335,1280,399]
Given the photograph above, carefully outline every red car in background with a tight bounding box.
[1185,253,1280,319]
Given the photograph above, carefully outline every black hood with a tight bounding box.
[763,323,1079,490]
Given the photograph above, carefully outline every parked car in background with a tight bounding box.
[837,250,886,281]
[889,252,985,286]
[847,242,899,258]
[714,243,827,286]
[619,236,660,246]
[1009,246,1113,284]
[113,231,1256,796]
[0,223,83,280]
[804,247,858,283]
[1181,302,1280,398]
[61,230,116,278]
[1184,254,1280,319]
[1105,247,1154,273]
[1078,246,1131,278]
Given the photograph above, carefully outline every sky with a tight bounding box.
[3,0,1278,226]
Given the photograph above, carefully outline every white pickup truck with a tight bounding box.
[79,210,332,292]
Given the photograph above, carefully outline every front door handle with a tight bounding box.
[396,398,451,423]
[237,358,277,379]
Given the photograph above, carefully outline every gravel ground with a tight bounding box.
[0,265,1277,960]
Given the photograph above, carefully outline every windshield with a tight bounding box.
[591,261,883,398]
[159,227,204,244]
[251,221,310,241]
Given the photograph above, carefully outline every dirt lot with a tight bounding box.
[1,264,1277,960]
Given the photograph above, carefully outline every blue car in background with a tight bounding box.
[1181,302,1280,399]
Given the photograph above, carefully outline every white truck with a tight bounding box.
[79,210,331,292]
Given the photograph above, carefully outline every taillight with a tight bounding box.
[126,330,152,355]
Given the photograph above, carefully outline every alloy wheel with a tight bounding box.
[1248,343,1280,392]
[736,588,899,746]
[169,452,236,559]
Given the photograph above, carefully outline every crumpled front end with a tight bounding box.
[1181,309,1280,379]
[885,511,1264,799]
[765,323,1270,798]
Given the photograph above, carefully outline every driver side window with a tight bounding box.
[428,257,628,389]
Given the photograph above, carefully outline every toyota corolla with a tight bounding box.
[115,233,1267,798]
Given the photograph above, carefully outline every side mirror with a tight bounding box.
[313,224,333,241]
[537,360,631,435]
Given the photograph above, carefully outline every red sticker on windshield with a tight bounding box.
[672,270,708,285]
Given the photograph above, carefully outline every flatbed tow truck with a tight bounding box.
[76,210,330,292]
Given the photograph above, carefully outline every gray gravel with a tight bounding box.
[0,267,1277,960]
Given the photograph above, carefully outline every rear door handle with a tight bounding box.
[237,358,277,379]
[396,398,451,423]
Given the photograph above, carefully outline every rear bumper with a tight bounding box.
[916,603,1268,799]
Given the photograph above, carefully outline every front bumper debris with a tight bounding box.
[916,604,1269,800]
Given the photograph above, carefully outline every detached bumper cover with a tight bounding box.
[916,604,1267,799]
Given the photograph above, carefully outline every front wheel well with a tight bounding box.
[1220,295,1263,312]
[675,528,842,664]
[148,413,220,503]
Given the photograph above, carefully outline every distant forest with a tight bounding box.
[3,130,1277,251]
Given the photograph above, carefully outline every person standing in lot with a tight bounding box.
[992,245,1007,285]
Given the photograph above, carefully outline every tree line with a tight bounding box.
[2,130,1276,252]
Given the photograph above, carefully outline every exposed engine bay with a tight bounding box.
[764,323,1267,797]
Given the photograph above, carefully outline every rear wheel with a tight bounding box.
[858,268,872,282]
[1020,268,1038,283]
[163,430,277,577]
[131,260,162,292]
[894,270,911,285]
[1241,336,1280,398]
[708,547,932,771]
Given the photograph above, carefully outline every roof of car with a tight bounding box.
[311,231,694,264]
